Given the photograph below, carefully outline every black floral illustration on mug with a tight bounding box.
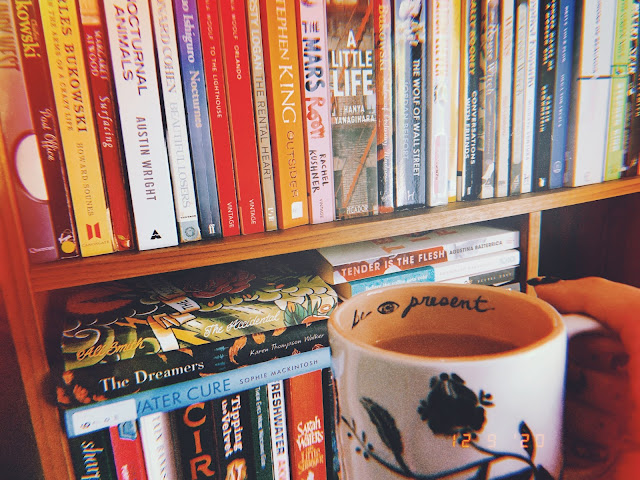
[342,372,555,479]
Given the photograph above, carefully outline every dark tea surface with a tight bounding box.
[374,333,518,357]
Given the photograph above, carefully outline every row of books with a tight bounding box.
[69,370,339,480]
[4,0,638,265]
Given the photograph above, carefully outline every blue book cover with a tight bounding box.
[174,0,222,238]
[549,0,576,189]
[64,348,331,438]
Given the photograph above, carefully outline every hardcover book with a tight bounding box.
[510,0,529,194]
[150,0,203,243]
[327,0,379,218]
[174,0,223,240]
[245,0,278,231]
[173,402,219,479]
[458,0,484,201]
[57,319,330,408]
[197,0,241,237]
[213,392,255,480]
[58,260,338,372]
[79,0,135,251]
[138,412,181,479]
[374,0,395,213]
[102,0,179,250]
[532,0,560,191]
[297,0,336,224]
[333,248,521,298]
[109,421,148,480]
[38,0,116,257]
[260,0,311,229]
[9,0,79,259]
[0,0,60,264]
[248,385,274,480]
[268,380,291,480]
[496,0,514,197]
[312,223,520,284]
[394,0,426,208]
[68,428,117,480]
[219,0,266,234]
[285,370,327,480]
[565,0,617,186]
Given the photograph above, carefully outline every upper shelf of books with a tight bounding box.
[29,178,640,293]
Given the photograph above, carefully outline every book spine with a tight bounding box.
[218,0,265,234]
[604,0,635,181]
[297,0,336,224]
[427,0,454,206]
[510,0,528,194]
[150,0,203,243]
[68,428,118,480]
[448,1,462,202]
[172,402,219,479]
[459,0,484,200]
[260,0,310,229]
[285,370,327,480]
[245,0,278,231]
[64,348,331,437]
[38,0,116,257]
[268,380,291,480]
[374,0,394,213]
[565,0,617,186]
[342,248,521,296]
[10,0,79,259]
[248,385,274,480]
[548,0,576,189]
[213,391,255,479]
[520,0,539,193]
[623,1,640,176]
[138,412,181,480]
[496,0,514,197]
[196,0,241,237]
[109,421,149,480]
[59,319,330,407]
[480,0,500,199]
[174,0,223,239]
[532,0,560,191]
[79,0,134,251]
[393,0,426,208]
[102,0,179,250]
[321,368,340,480]
[442,265,519,286]
[1,0,59,264]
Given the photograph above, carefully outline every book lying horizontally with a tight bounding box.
[333,249,520,298]
[312,223,520,284]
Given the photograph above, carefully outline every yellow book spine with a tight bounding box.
[260,0,310,229]
[38,0,115,256]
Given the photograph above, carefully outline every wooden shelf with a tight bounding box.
[29,176,640,292]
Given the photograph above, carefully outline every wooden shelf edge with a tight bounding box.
[29,177,640,292]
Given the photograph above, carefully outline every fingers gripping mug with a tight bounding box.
[328,283,602,480]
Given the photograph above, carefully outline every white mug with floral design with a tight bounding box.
[328,283,603,480]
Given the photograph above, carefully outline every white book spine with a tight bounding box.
[103,0,179,250]
[496,0,514,197]
[569,0,617,186]
[138,412,180,479]
[268,380,291,480]
[510,1,528,194]
[521,0,539,193]
[150,0,201,243]
[431,249,521,282]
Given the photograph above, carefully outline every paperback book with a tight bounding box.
[173,402,219,479]
[68,428,117,480]
[496,0,514,197]
[312,223,520,284]
[268,380,291,480]
[109,421,148,479]
[510,0,529,194]
[213,391,255,479]
[138,412,181,479]
[248,385,274,480]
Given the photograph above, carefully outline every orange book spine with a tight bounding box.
[259,0,310,229]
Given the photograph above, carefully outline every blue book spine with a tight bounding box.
[349,267,437,295]
[549,0,576,189]
[174,0,222,238]
[64,348,330,438]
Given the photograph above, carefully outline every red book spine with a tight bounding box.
[197,0,241,237]
[218,0,265,234]
[109,421,148,480]
[10,0,79,259]
[285,369,327,480]
[80,13,134,251]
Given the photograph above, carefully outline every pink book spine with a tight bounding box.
[296,0,335,224]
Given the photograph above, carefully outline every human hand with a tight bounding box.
[530,277,640,479]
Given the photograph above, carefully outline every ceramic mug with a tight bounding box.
[328,283,604,480]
